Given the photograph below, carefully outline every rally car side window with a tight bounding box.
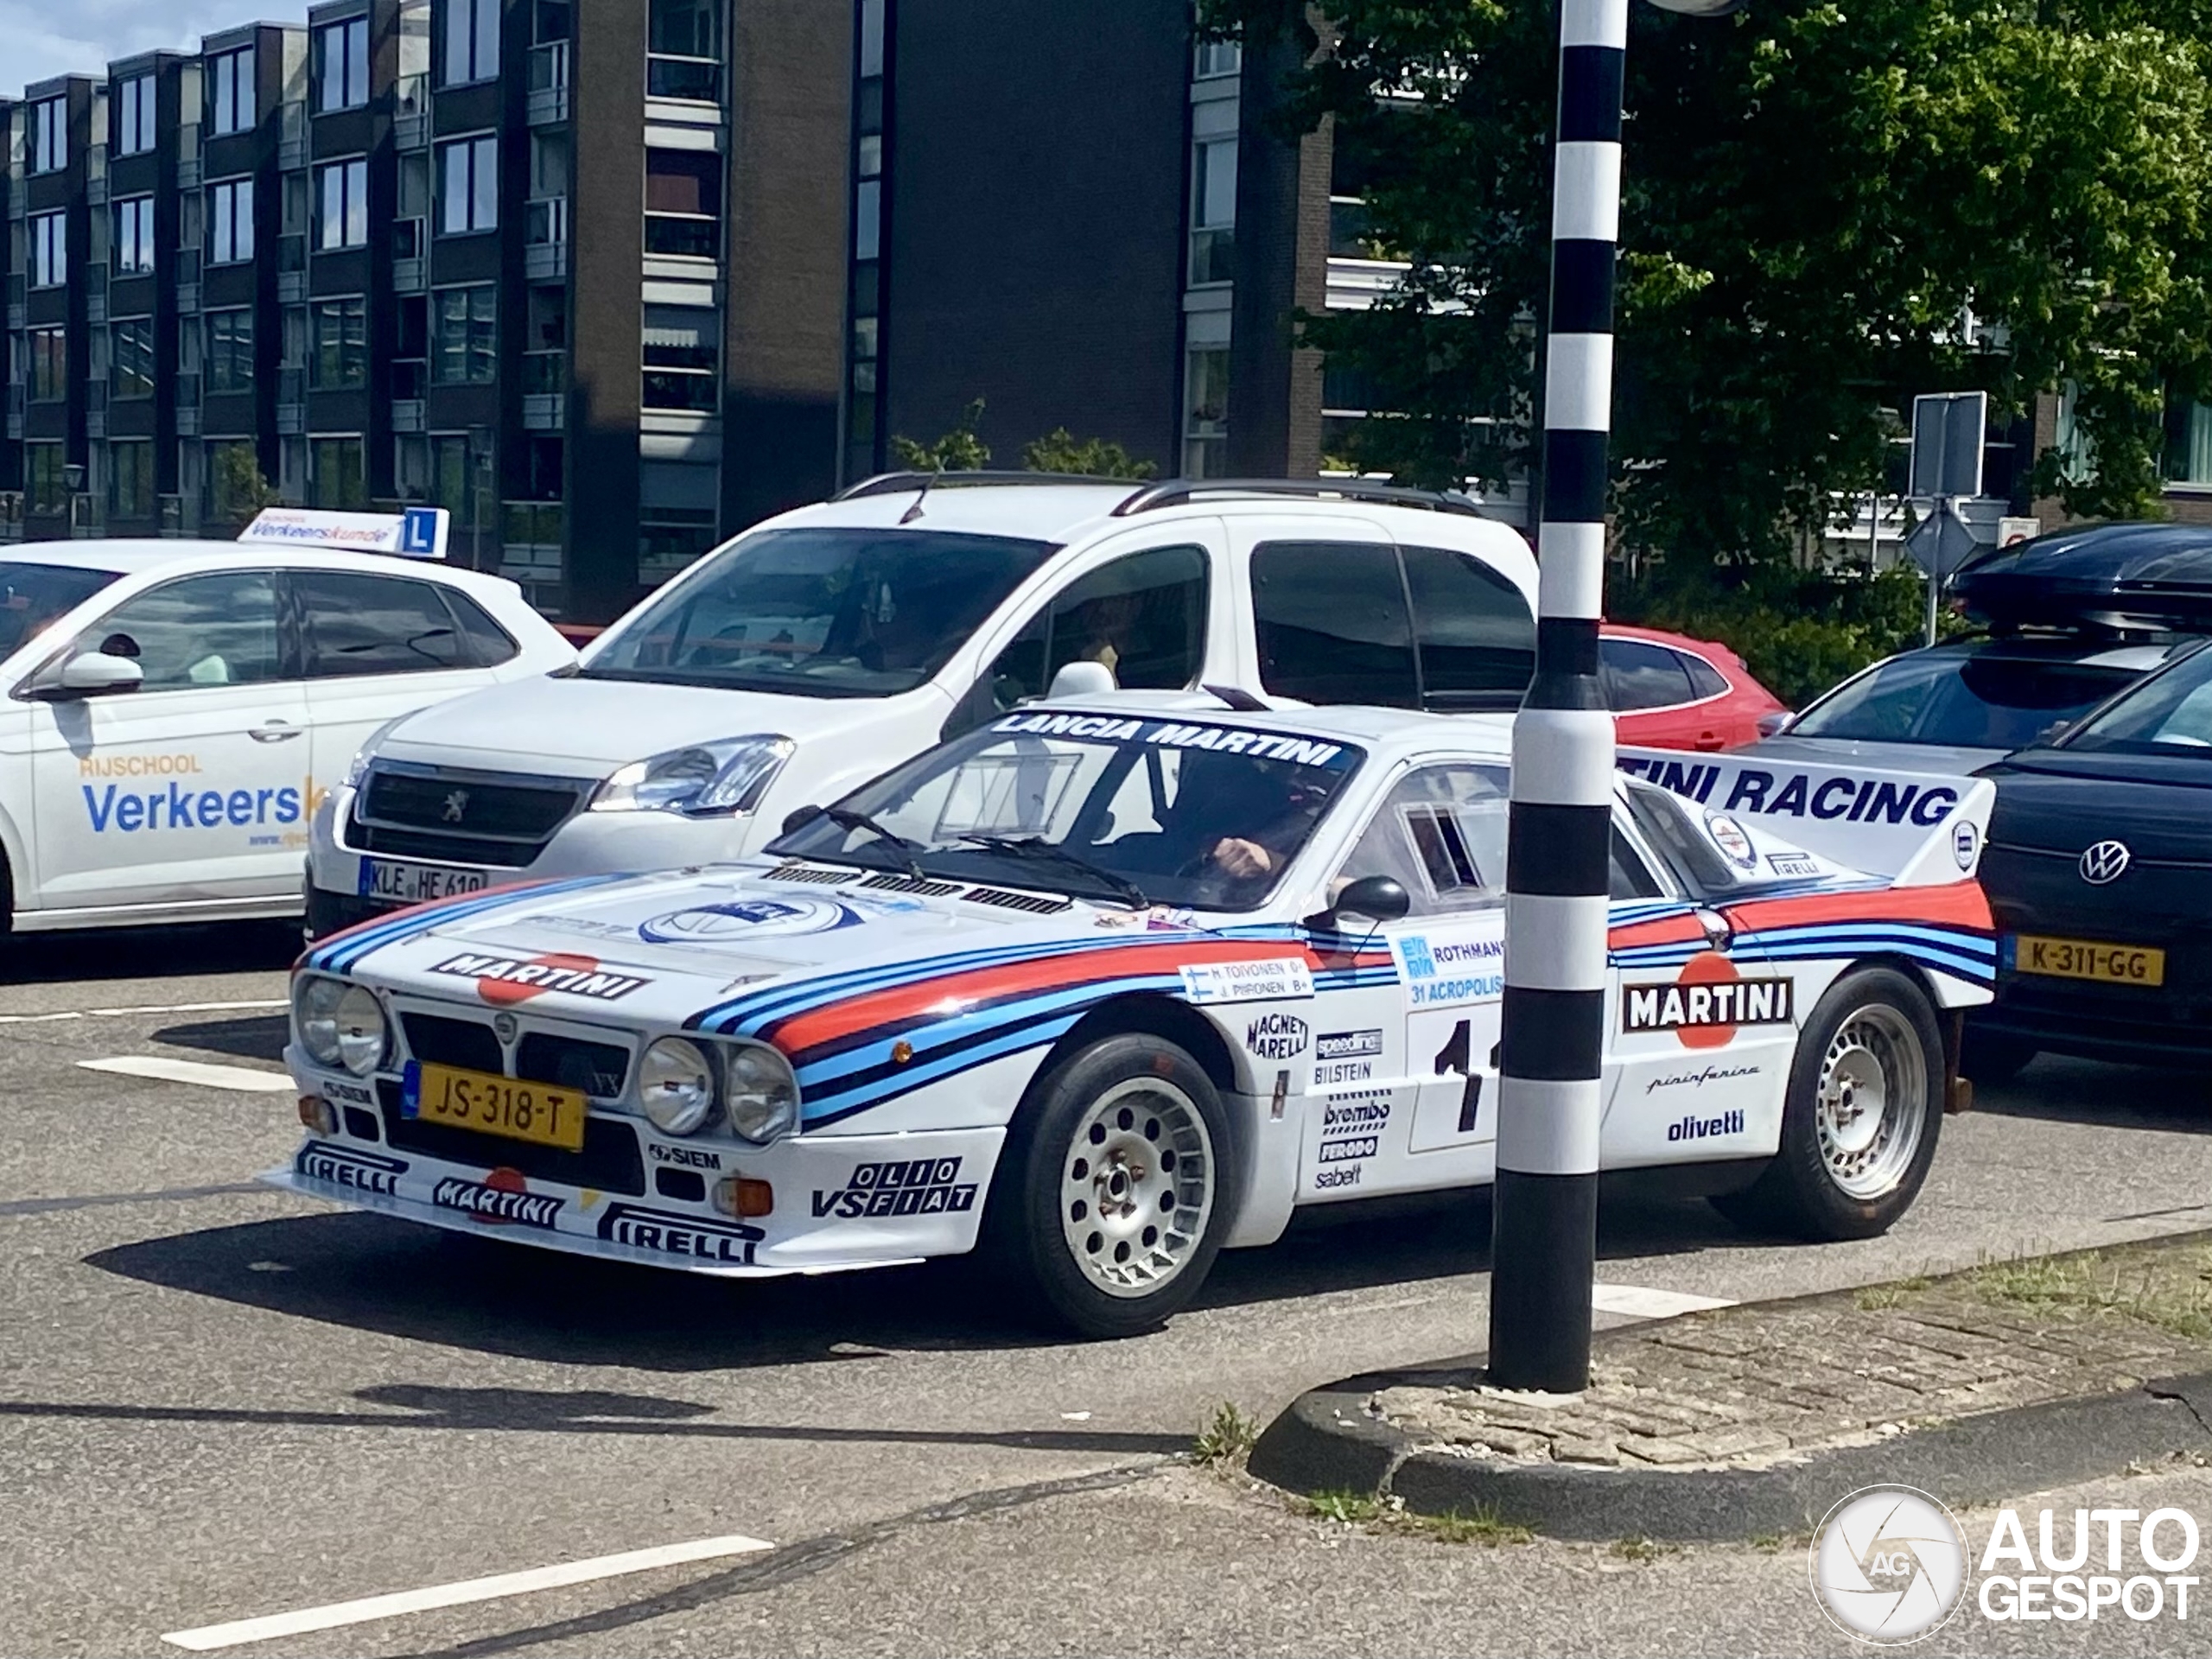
[1336,764,1510,917]
[84,570,283,690]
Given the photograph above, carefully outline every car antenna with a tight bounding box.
[899,465,941,524]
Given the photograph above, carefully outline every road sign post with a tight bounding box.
[1905,393,1989,645]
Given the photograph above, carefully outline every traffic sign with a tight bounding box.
[1903,499,1980,579]
[1910,392,1988,501]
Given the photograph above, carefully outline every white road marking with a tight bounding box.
[0,999,288,1026]
[1591,1282,1738,1321]
[160,1533,777,1650]
[78,1057,295,1094]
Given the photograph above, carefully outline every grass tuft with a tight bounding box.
[1192,1401,1260,1469]
[1968,1249,2212,1340]
[1611,1535,1673,1564]
[1303,1491,1532,1544]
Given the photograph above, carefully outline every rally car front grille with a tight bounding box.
[376,1079,647,1196]
[398,1014,631,1099]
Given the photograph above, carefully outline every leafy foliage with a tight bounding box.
[1209,0,2212,559]
[210,444,281,531]
[890,397,992,471]
[1022,429,1160,480]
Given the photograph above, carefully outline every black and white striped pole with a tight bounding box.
[1489,0,1738,1395]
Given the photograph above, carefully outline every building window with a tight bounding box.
[858,0,885,77]
[207,309,256,393]
[438,135,498,234]
[209,178,256,264]
[1184,346,1230,477]
[647,0,721,101]
[27,444,69,516]
[112,318,156,400]
[2165,401,2212,488]
[114,75,156,156]
[428,432,476,523]
[642,305,717,411]
[310,436,368,508]
[310,297,368,390]
[108,441,156,520]
[28,96,67,174]
[644,148,720,258]
[29,329,68,402]
[440,0,500,86]
[315,16,371,111]
[853,178,880,263]
[1194,38,1243,79]
[113,195,156,275]
[1190,137,1236,285]
[317,158,369,250]
[639,459,721,580]
[30,212,68,288]
[207,47,257,136]
[432,284,497,385]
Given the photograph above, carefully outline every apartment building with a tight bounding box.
[2,0,849,620]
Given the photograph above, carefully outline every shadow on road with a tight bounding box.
[84,1184,1758,1373]
[0,919,298,986]
[149,1013,290,1065]
[1971,1054,2212,1136]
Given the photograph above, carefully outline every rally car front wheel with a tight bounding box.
[984,1033,1235,1339]
[1712,968,1943,1242]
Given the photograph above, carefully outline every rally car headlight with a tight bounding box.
[639,1036,717,1135]
[723,1042,799,1145]
[588,735,796,817]
[296,977,388,1077]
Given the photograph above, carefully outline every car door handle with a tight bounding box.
[1693,732,1726,752]
[248,721,304,743]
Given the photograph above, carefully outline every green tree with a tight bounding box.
[1210,0,2212,568]
[890,397,992,471]
[210,442,281,530]
[1022,429,1160,480]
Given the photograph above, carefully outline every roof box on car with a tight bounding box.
[1953,522,2212,633]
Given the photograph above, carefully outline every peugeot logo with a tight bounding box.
[442,789,470,823]
[2078,840,2132,886]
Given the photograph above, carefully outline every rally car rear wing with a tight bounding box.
[1618,748,1995,888]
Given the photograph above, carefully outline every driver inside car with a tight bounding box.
[1117,752,1334,893]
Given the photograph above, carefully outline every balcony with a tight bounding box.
[522,350,566,429]
[1325,255,1413,313]
[392,217,427,292]
[394,75,429,149]
[642,369,717,414]
[644,214,718,261]
[276,366,306,435]
[177,124,202,189]
[527,41,569,125]
[525,197,569,280]
[646,55,721,105]
[0,491,23,540]
[279,101,308,170]
[392,359,427,432]
[277,234,308,302]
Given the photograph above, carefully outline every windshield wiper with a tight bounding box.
[956,834,1148,911]
[819,806,927,880]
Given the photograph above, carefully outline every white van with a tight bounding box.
[305,477,1539,937]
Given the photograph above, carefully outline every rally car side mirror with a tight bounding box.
[1317,874,1410,930]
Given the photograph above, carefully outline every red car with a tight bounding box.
[1599,624,1787,751]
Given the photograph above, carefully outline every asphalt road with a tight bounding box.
[6,921,2212,1656]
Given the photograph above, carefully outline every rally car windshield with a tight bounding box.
[581,526,1057,699]
[767,709,1366,912]
[2059,642,2212,756]
[0,563,123,659]
[1789,650,2139,750]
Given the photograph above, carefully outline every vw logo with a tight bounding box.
[2078,840,2132,886]
[442,789,470,824]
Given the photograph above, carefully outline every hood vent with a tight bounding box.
[962,887,1072,915]
[859,873,964,897]
[763,863,849,885]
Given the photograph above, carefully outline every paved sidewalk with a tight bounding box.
[1253,1233,2212,1538]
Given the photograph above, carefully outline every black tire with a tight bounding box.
[1709,967,1944,1242]
[982,1033,1237,1340]
[1960,1023,2036,1087]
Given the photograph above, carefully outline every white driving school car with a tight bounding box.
[273,696,1998,1337]
[0,516,570,933]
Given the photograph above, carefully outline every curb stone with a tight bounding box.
[1250,1370,2212,1543]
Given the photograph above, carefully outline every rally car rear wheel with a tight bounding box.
[1712,968,1942,1241]
[985,1033,1234,1339]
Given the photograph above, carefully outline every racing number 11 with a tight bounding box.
[1433,1020,1484,1135]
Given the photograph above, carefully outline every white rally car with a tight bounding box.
[271,696,1999,1337]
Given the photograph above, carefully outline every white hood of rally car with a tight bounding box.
[374,673,944,770]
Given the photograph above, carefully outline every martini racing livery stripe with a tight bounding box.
[306,874,633,974]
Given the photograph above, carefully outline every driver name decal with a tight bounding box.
[1180,957,1315,1004]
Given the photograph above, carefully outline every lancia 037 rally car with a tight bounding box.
[272,695,1998,1337]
